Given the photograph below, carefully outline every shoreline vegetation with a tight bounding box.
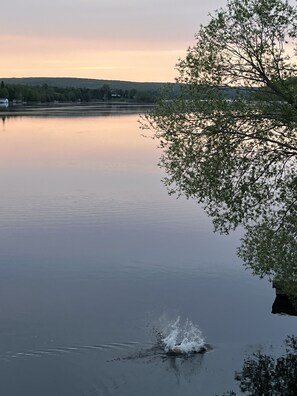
[0,76,269,109]
[0,77,172,105]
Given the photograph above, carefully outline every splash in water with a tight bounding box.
[156,316,206,355]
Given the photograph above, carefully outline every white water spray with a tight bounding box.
[157,316,206,355]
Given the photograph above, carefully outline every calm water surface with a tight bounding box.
[0,107,295,395]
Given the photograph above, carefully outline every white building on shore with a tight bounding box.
[0,98,9,107]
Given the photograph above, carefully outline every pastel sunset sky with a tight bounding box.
[1,0,224,82]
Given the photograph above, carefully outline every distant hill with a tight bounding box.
[0,77,172,92]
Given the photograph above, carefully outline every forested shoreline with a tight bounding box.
[0,81,160,104]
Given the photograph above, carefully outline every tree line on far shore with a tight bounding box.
[0,81,160,103]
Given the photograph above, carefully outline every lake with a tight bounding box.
[0,104,295,395]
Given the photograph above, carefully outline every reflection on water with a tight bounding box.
[220,335,297,396]
[0,108,295,396]
[0,102,153,118]
[118,344,206,385]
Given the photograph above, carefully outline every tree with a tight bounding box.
[0,80,9,99]
[238,218,297,309]
[100,84,111,101]
[0,86,9,99]
[143,0,297,239]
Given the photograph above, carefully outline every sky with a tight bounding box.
[0,0,224,82]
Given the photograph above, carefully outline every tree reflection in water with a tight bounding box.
[220,336,297,396]
[232,197,297,395]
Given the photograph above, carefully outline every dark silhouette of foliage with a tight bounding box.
[1,83,160,104]
[145,0,297,235]
[143,0,297,298]
[219,336,297,396]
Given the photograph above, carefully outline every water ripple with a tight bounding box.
[1,341,141,363]
[0,194,202,231]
